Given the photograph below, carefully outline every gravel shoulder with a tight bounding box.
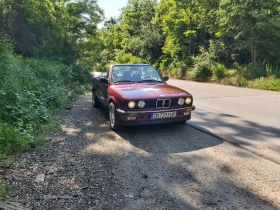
[1,93,280,210]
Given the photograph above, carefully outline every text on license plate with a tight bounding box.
[152,111,177,119]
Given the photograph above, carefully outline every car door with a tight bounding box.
[98,71,109,106]
[99,80,108,106]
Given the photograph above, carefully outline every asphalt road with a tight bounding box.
[167,79,280,164]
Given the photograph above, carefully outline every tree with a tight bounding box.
[119,0,163,64]
[216,0,280,64]
[0,0,104,65]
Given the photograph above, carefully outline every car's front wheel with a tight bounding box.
[109,102,123,131]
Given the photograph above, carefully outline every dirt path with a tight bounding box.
[1,93,280,210]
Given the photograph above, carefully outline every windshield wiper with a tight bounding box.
[114,80,133,83]
[114,80,144,83]
[141,77,162,82]
[141,79,162,83]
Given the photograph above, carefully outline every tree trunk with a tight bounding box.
[251,43,257,64]
[189,0,192,55]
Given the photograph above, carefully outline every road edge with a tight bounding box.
[186,122,280,165]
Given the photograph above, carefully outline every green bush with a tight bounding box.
[240,63,266,80]
[265,63,280,79]
[115,50,143,64]
[226,69,238,77]
[71,64,92,89]
[0,123,31,157]
[155,55,171,71]
[191,61,211,81]
[191,46,215,81]
[169,60,188,79]
[211,63,226,81]
[0,183,9,197]
[176,67,185,78]
[249,76,280,91]
[0,40,72,157]
[220,75,248,87]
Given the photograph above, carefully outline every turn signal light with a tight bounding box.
[129,113,138,117]
[186,108,192,112]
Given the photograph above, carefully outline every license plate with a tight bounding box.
[151,111,176,119]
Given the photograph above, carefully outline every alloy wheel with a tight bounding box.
[109,103,115,128]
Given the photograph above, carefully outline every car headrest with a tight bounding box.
[122,71,131,80]
[132,73,141,81]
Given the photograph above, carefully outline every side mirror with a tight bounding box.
[163,75,169,82]
[99,77,108,85]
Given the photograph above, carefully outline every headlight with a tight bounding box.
[185,97,192,104]
[178,98,184,105]
[138,101,145,108]
[128,101,136,108]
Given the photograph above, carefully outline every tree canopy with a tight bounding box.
[0,0,103,65]
[95,0,280,75]
[2,0,280,74]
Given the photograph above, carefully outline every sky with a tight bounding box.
[97,0,128,20]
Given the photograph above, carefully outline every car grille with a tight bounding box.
[145,100,156,108]
[156,99,171,108]
[144,98,189,109]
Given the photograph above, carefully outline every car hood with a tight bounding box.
[111,83,191,100]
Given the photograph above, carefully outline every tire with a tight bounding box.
[92,92,100,108]
[109,102,123,131]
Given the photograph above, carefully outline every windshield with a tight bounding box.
[111,65,163,84]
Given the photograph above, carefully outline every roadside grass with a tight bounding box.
[0,40,75,198]
[73,84,92,95]
[0,157,13,198]
[169,66,280,92]
[248,76,280,91]
[0,183,9,197]
[0,40,90,159]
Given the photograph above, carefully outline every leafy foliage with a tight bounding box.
[217,0,280,65]
[115,50,143,64]
[96,0,280,86]
[0,183,9,197]
[221,75,248,87]
[239,63,267,80]
[0,122,31,157]
[0,40,71,157]
[248,76,280,91]
[212,63,226,81]
[0,0,103,63]
[191,61,211,81]
[191,46,214,81]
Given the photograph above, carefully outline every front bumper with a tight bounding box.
[116,105,195,126]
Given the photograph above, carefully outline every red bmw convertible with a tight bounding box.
[92,64,195,130]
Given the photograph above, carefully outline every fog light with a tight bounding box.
[138,101,145,108]
[127,117,137,120]
[184,112,190,115]
[178,98,184,105]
